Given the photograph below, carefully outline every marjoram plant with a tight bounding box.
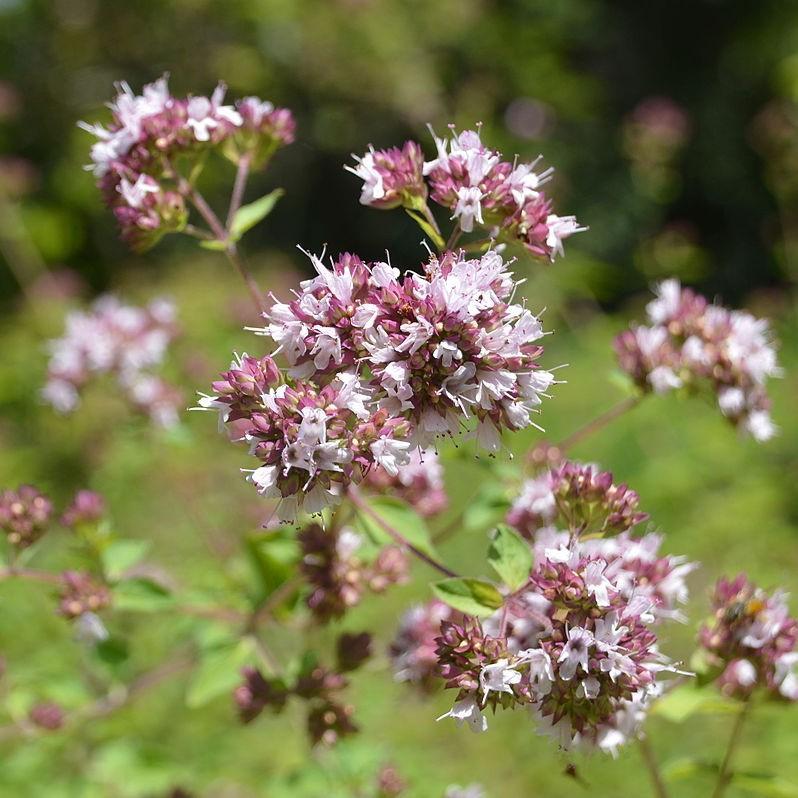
[1,75,793,798]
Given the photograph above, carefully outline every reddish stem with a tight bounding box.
[348,490,458,578]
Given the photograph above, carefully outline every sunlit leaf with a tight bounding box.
[487,524,533,590]
[431,577,504,616]
[405,208,446,250]
[101,539,151,582]
[354,495,437,558]
[230,189,284,239]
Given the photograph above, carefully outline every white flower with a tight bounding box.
[345,147,386,206]
[507,159,553,206]
[249,464,279,496]
[518,647,554,696]
[545,214,586,260]
[775,653,798,700]
[646,279,682,325]
[648,365,682,394]
[74,611,109,644]
[433,340,463,368]
[745,410,777,442]
[583,560,615,608]
[452,186,485,233]
[118,174,159,208]
[578,675,601,700]
[557,626,594,680]
[185,83,242,141]
[370,437,411,477]
[436,694,488,733]
[717,386,746,416]
[479,658,523,701]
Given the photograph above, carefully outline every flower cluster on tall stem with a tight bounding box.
[348,125,585,261]
[699,574,798,700]
[80,76,294,251]
[614,279,782,441]
[42,295,182,426]
[299,523,407,621]
[202,246,557,519]
[507,461,648,539]
[434,468,695,755]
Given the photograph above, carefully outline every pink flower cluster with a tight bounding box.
[437,535,691,753]
[234,631,371,747]
[364,448,448,517]
[507,461,648,539]
[389,600,456,691]
[80,76,295,250]
[0,485,53,549]
[699,575,798,701]
[615,279,781,441]
[346,141,426,209]
[43,296,182,427]
[203,247,556,519]
[299,523,408,621]
[58,571,112,620]
[198,354,412,521]
[264,248,555,451]
[60,490,105,529]
[348,126,585,261]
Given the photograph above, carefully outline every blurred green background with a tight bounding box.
[1,0,797,796]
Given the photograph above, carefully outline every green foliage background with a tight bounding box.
[1,0,797,795]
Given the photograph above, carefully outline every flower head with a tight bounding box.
[261,248,555,451]
[507,461,648,539]
[436,531,693,752]
[347,141,426,209]
[0,485,53,549]
[80,76,294,250]
[699,574,798,700]
[43,295,181,426]
[614,279,781,441]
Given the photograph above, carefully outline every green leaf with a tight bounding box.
[404,208,446,250]
[245,527,299,604]
[431,577,504,617]
[113,577,173,612]
[185,637,255,709]
[651,683,736,723]
[463,483,512,531]
[94,636,130,668]
[101,539,151,581]
[487,524,533,591]
[354,495,437,558]
[230,188,284,239]
[199,239,228,251]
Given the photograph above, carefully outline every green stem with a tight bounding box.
[554,395,641,454]
[638,736,669,798]
[174,169,266,316]
[711,699,751,798]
